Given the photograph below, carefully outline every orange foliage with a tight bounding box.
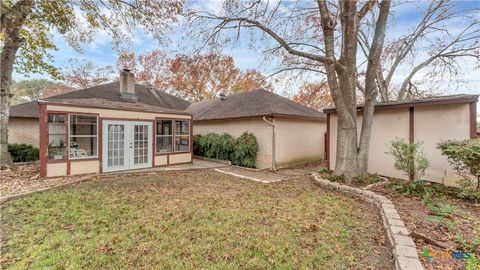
[293,81,333,110]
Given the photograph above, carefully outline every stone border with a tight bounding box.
[311,173,424,270]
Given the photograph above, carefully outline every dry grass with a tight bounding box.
[1,170,393,269]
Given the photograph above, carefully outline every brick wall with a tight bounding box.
[8,117,39,147]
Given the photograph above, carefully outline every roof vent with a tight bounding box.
[120,69,137,103]
[220,93,226,101]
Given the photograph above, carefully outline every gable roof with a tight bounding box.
[323,94,479,113]
[186,89,326,121]
[9,82,191,118]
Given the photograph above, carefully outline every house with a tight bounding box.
[19,69,194,177]
[9,102,40,147]
[186,90,327,170]
[324,94,479,186]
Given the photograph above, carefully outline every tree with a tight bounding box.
[0,0,182,166]
[194,0,391,179]
[10,79,73,105]
[63,59,114,89]
[293,81,333,110]
[358,0,480,101]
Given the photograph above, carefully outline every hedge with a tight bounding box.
[193,132,258,168]
[8,144,39,162]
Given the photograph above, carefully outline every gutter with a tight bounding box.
[262,116,276,171]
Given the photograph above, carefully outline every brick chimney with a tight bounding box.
[119,69,137,102]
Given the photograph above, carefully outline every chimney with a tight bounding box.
[120,69,137,102]
[220,93,226,101]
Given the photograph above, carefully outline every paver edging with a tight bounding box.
[311,173,424,270]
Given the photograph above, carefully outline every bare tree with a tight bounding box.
[192,0,391,179]
[358,0,480,101]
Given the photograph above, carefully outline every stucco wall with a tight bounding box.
[70,160,100,175]
[47,163,67,177]
[8,117,39,147]
[193,117,326,169]
[274,119,326,167]
[169,153,191,164]
[328,103,471,185]
[193,118,273,169]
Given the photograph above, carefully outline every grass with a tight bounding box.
[1,170,389,269]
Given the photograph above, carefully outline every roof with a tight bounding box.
[9,82,191,118]
[186,89,326,121]
[9,101,39,118]
[323,94,479,113]
[39,98,190,115]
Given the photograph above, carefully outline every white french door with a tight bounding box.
[102,120,152,172]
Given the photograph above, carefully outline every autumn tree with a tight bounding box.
[10,79,73,105]
[0,0,182,166]
[293,81,333,111]
[63,59,114,89]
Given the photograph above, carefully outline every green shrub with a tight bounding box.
[212,133,235,161]
[354,173,382,186]
[387,138,430,181]
[200,133,220,158]
[193,135,203,156]
[232,132,259,168]
[328,174,346,183]
[438,139,480,201]
[8,144,39,162]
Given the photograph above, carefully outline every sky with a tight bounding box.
[12,0,480,115]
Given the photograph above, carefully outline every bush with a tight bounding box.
[232,132,259,168]
[354,173,382,186]
[327,174,346,183]
[438,139,480,201]
[8,144,39,162]
[387,138,430,181]
[194,132,259,168]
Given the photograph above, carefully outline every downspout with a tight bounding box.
[262,116,276,171]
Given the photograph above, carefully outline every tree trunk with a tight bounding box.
[0,0,33,167]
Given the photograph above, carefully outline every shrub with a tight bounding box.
[387,138,430,181]
[327,174,346,183]
[8,144,39,162]
[232,132,259,168]
[212,133,235,161]
[354,173,382,186]
[200,133,220,158]
[438,139,480,201]
[193,135,203,156]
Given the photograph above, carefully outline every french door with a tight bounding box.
[102,120,152,172]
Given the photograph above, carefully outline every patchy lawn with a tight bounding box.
[1,170,393,269]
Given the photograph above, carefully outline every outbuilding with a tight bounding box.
[186,89,327,170]
[324,95,478,186]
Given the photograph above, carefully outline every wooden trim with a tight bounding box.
[409,107,415,181]
[470,102,477,139]
[39,104,47,177]
[98,118,103,173]
[190,115,193,162]
[326,113,330,171]
[167,154,170,165]
[323,95,479,113]
[41,101,191,116]
[409,107,414,144]
[69,157,99,162]
[100,117,155,122]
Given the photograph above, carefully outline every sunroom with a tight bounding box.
[38,72,192,178]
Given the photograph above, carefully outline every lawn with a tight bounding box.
[1,170,392,269]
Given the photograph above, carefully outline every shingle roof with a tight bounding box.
[9,101,39,118]
[186,89,326,121]
[9,82,191,118]
[40,98,190,115]
[323,94,479,113]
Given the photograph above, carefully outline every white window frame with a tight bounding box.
[68,114,99,160]
[155,119,174,154]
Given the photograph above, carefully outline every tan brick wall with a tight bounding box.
[274,119,326,167]
[193,118,273,169]
[193,117,327,169]
[8,117,39,147]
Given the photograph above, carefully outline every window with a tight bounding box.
[156,120,173,153]
[175,120,190,152]
[69,115,98,159]
[48,114,66,160]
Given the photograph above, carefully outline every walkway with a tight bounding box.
[215,163,322,183]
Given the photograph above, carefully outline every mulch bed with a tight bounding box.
[0,164,88,198]
[371,183,480,270]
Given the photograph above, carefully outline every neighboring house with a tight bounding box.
[11,69,194,177]
[324,94,479,186]
[9,102,40,147]
[186,89,327,170]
